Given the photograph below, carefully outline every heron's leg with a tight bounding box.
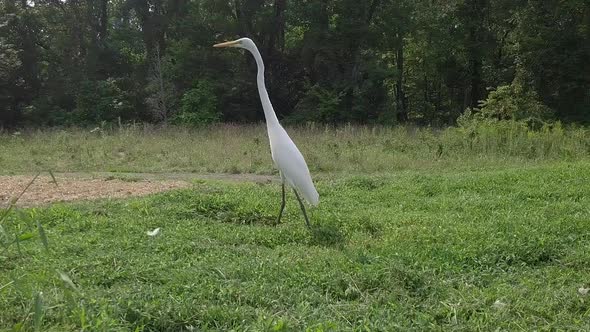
[276,181,286,224]
[293,189,311,228]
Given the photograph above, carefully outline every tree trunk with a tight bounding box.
[18,0,41,98]
[154,46,168,124]
[305,0,330,84]
[366,0,381,24]
[131,0,168,65]
[345,0,382,118]
[468,46,482,108]
[467,21,482,109]
[98,0,108,42]
[268,0,286,53]
[462,0,488,109]
[395,36,407,122]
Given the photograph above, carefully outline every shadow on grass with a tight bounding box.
[309,223,346,248]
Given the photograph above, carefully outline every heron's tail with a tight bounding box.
[301,185,319,206]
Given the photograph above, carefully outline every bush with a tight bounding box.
[74,78,135,124]
[173,80,220,126]
[477,84,553,122]
[288,84,343,124]
[22,97,71,126]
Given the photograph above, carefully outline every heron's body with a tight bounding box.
[214,37,319,225]
[268,125,319,205]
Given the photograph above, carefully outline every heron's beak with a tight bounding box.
[213,40,239,48]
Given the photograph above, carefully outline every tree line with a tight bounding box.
[1,0,589,128]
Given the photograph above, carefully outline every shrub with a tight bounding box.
[477,84,553,122]
[22,97,71,126]
[74,78,135,124]
[288,84,343,124]
[173,80,221,126]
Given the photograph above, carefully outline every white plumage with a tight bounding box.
[268,125,319,206]
[214,37,319,226]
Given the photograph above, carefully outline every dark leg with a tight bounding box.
[293,189,311,228]
[276,182,286,224]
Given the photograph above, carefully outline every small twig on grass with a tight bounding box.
[0,172,40,222]
[48,170,58,187]
[0,280,15,292]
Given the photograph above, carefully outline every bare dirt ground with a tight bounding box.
[0,172,276,207]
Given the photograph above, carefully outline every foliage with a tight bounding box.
[514,0,590,122]
[1,0,589,127]
[290,84,343,123]
[477,84,553,122]
[74,79,135,125]
[173,80,221,126]
[0,37,20,81]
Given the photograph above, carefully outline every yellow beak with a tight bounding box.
[213,40,239,48]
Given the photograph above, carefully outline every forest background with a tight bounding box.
[1,0,589,128]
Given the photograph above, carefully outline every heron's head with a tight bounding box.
[213,37,256,52]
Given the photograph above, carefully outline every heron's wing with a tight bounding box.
[270,129,319,206]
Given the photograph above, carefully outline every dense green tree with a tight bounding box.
[0,0,588,128]
[515,0,590,122]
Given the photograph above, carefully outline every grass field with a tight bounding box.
[1,121,589,175]
[1,123,590,330]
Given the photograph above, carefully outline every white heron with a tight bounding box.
[214,37,319,227]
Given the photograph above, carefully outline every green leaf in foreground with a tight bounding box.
[17,232,35,241]
[57,270,79,293]
[33,292,43,332]
[36,220,48,250]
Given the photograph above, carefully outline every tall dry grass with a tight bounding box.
[0,122,588,175]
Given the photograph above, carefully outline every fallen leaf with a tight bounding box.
[492,299,507,309]
[147,228,161,236]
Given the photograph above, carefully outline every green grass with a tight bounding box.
[1,121,589,175]
[2,161,590,330]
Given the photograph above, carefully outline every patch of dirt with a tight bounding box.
[0,172,278,208]
[0,175,191,207]
[58,172,277,183]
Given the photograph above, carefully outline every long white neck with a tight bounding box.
[247,46,280,127]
